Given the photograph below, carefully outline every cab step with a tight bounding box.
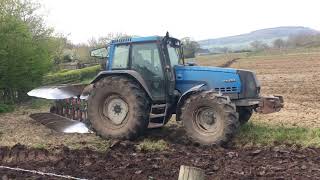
[150,113,166,119]
[148,103,168,128]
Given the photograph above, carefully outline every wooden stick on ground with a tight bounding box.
[178,165,205,180]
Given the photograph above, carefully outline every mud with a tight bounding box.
[1,143,320,180]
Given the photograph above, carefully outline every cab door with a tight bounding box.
[164,44,180,98]
[131,42,166,102]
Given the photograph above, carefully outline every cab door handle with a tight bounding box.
[165,65,171,72]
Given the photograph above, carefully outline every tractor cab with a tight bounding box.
[89,34,186,127]
[90,34,184,104]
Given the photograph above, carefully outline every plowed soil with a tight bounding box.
[230,53,320,128]
[1,143,320,180]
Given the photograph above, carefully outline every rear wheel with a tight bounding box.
[237,107,253,125]
[180,91,239,145]
[88,76,150,140]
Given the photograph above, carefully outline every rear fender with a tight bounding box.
[91,70,152,100]
[176,84,206,121]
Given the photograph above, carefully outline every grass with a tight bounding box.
[0,103,15,114]
[236,122,320,147]
[33,143,48,150]
[28,98,52,109]
[80,78,93,84]
[1,106,319,151]
[64,138,111,152]
[136,139,168,152]
[247,47,320,57]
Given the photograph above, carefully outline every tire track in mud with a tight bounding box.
[219,58,241,68]
[1,143,320,179]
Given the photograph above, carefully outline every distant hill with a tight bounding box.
[198,26,320,52]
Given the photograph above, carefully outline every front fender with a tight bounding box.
[176,84,206,121]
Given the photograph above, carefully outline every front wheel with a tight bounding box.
[180,91,239,145]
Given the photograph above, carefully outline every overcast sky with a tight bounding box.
[40,0,320,44]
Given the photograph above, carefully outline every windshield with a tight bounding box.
[167,45,183,66]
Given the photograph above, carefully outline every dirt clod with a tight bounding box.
[249,149,262,155]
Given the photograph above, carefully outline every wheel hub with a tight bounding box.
[195,107,218,133]
[103,97,128,125]
[113,104,122,114]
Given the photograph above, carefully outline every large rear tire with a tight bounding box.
[87,76,150,140]
[180,91,239,145]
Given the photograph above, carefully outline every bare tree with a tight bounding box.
[273,39,285,49]
[88,33,131,47]
[287,34,320,48]
[250,40,269,51]
[181,37,200,58]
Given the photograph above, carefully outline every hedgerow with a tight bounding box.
[43,65,101,85]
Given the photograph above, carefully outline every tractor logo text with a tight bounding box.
[223,79,236,83]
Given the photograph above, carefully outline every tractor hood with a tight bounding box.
[175,65,241,95]
[174,65,260,99]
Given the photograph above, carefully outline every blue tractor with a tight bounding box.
[28,33,283,145]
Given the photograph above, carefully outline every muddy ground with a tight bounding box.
[1,143,320,180]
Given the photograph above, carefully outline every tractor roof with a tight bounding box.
[110,36,162,45]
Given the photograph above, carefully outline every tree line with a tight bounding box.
[0,0,124,104]
[0,0,61,104]
[250,34,320,51]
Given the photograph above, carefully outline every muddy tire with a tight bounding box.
[87,76,150,140]
[237,107,253,125]
[180,91,239,145]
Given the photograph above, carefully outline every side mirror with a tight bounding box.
[90,47,108,59]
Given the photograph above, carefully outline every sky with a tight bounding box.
[40,0,320,44]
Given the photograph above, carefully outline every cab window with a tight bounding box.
[112,45,129,69]
[167,45,181,66]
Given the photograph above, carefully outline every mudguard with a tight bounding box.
[175,84,206,121]
[91,70,153,100]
